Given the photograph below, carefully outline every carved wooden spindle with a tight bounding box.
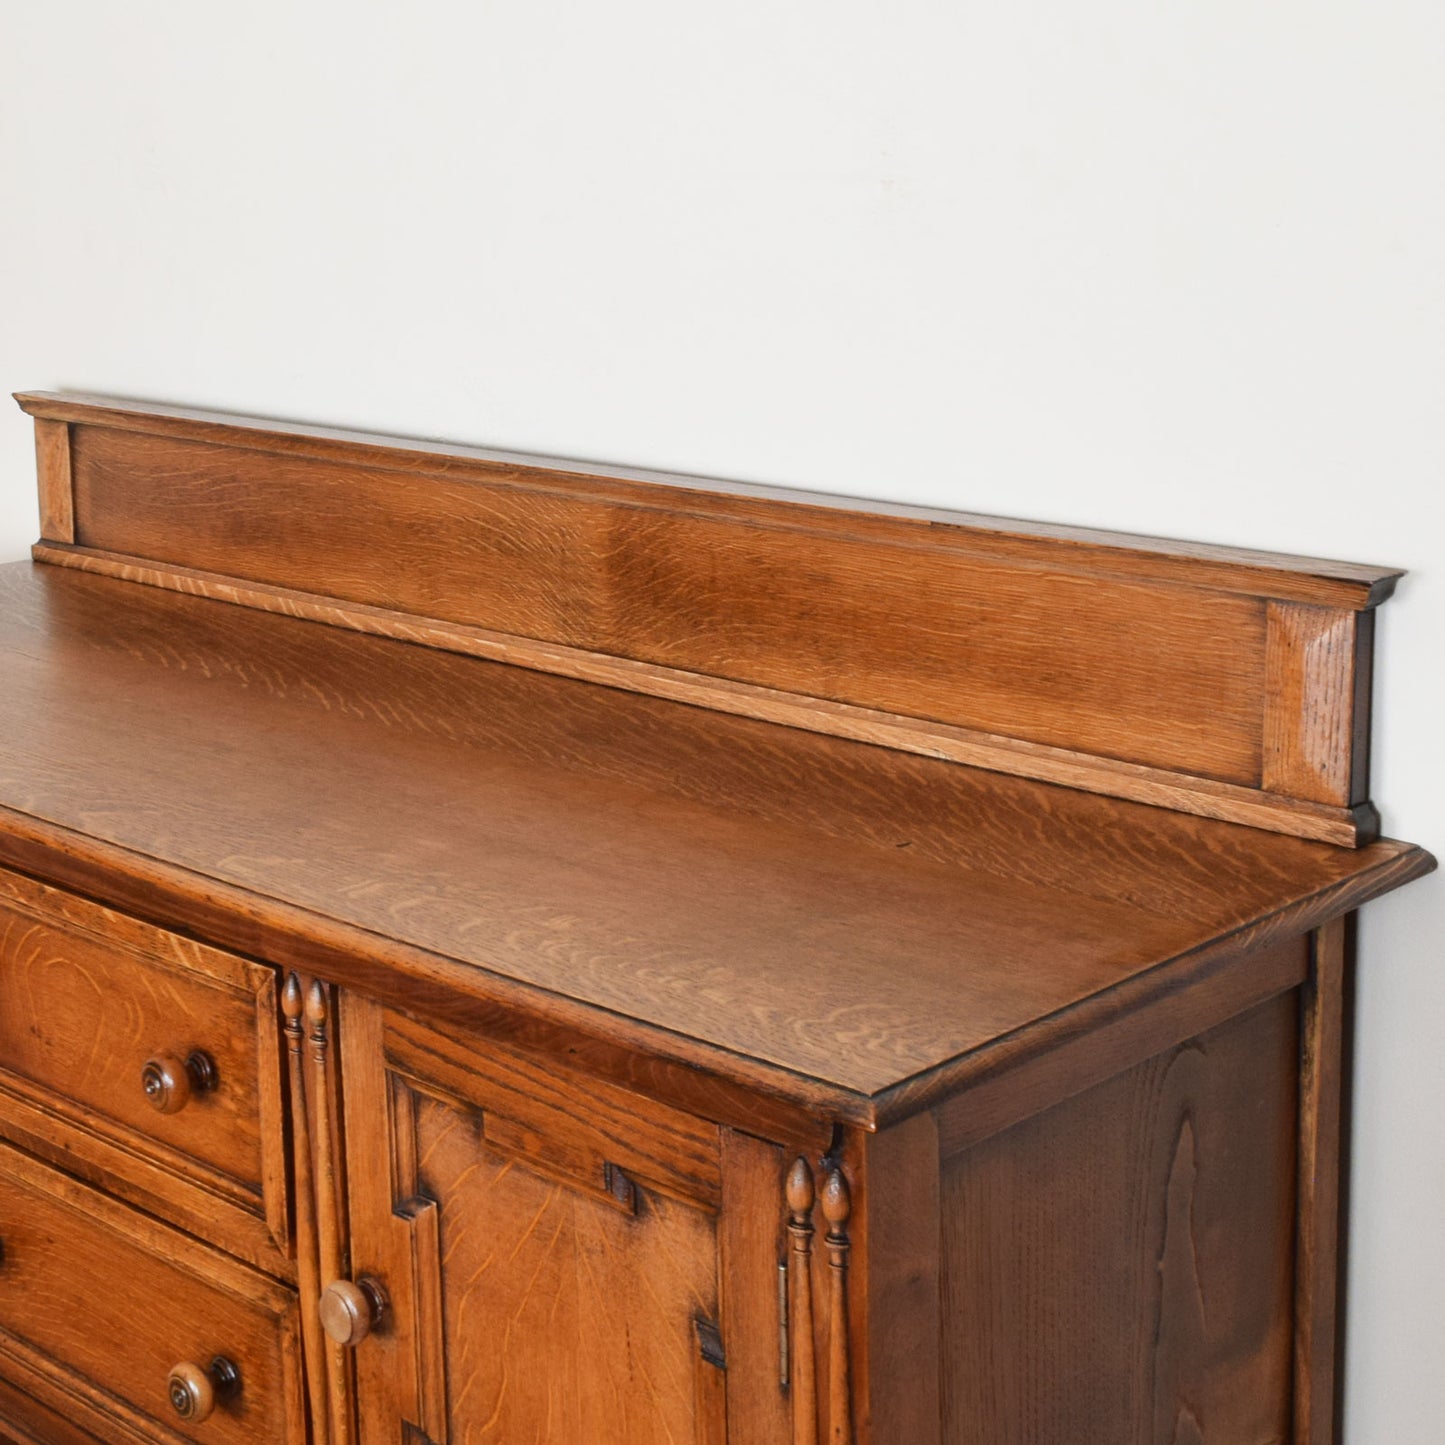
[283,975,331,1445]
[778,1259,790,1389]
[821,1166,854,1445]
[307,979,353,1445]
[787,1156,819,1445]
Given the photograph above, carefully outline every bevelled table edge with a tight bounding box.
[0,800,1430,1139]
[868,836,1436,1129]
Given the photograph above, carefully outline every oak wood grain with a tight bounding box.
[344,1000,725,1444]
[32,419,74,545]
[305,981,355,1445]
[32,541,1373,845]
[717,1131,791,1445]
[821,1167,855,1445]
[0,796,843,1142]
[336,996,421,1445]
[0,563,1430,1124]
[58,421,1274,785]
[11,390,1412,838]
[0,864,290,1271]
[382,1004,722,1211]
[282,976,331,1445]
[1264,603,1369,807]
[0,1077,291,1285]
[0,1140,304,1444]
[408,1100,717,1445]
[0,1358,156,1445]
[787,1158,821,1445]
[940,996,1299,1443]
[14,390,1401,608]
[0,390,1432,1445]
[933,932,1308,1157]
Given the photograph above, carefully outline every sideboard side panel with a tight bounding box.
[938,993,1299,1444]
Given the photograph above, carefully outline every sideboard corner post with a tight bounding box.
[1295,914,1353,1445]
[856,1111,943,1445]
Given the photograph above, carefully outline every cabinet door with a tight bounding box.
[335,997,791,1445]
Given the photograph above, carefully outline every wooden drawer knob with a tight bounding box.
[320,1276,389,1347]
[141,1051,218,1114]
[167,1356,239,1423]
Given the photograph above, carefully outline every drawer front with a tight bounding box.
[0,1142,304,1443]
[0,1361,155,1444]
[0,867,288,1266]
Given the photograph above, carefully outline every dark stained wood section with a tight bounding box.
[14,391,1407,841]
[939,996,1300,1444]
[0,561,1429,1127]
[1295,919,1350,1445]
[853,1112,943,1445]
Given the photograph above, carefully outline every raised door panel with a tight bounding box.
[407,1089,718,1442]
[338,997,788,1445]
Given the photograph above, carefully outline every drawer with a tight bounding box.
[0,867,289,1272]
[0,1142,304,1443]
[0,1369,113,1444]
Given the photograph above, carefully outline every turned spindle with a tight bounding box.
[284,974,331,1445]
[306,979,353,1445]
[786,1156,819,1445]
[821,1166,854,1445]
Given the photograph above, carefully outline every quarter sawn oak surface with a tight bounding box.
[17,390,1398,844]
[0,561,1429,1122]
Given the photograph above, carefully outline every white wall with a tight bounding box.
[2,2,1440,1435]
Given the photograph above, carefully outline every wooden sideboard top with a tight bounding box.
[17,390,1405,846]
[0,561,1429,1129]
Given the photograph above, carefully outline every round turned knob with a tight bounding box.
[167,1356,239,1423]
[141,1051,218,1114]
[320,1276,389,1347]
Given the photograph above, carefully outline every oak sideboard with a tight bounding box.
[0,390,1431,1444]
